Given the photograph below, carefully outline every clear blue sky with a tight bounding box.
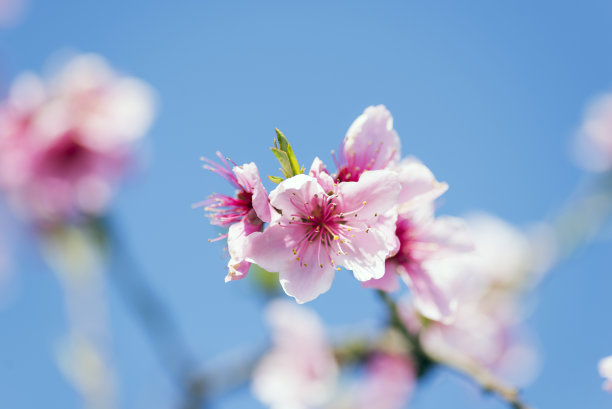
[1,1,612,408]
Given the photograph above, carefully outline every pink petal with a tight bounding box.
[343,105,401,169]
[309,157,335,193]
[234,162,272,223]
[338,228,390,281]
[337,169,400,220]
[395,158,448,204]
[400,264,456,322]
[362,262,401,292]
[245,224,335,303]
[268,174,326,215]
[225,220,257,282]
[420,216,474,257]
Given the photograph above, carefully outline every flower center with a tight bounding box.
[284,192,368,269]
[333,141,397,182]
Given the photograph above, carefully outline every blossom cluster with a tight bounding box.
[0,54,155,226]
[199,105,474,321]
[253,300,415,409]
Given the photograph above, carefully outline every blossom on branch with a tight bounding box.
[246,170,400,303]
[0,54,155,225]
[252,300,338,409]
[599,355,612,392]
[336,106,471,321]
[350,353,415,409]
[402,213,544,383]
[196,153,272,282]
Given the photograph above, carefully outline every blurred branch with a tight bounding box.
[377,291,532,409]
[97,216,208,409]
[552,172,612,260]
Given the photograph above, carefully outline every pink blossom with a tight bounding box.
[334,105,400,182]
[364,203,472,322]
[331,106,465,321]
[574,94,612,172]
[352,353,415,409]
[245,170,400,303]
[0,54,155,225]
[196,153,272,282]
[599,355,612,392]
[402,213,543,383]
[252,300,338,409]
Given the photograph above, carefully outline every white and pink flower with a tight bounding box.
[334,105,400,182]
[402,213,544,383]
[574,93,612,172]
[350,353,416,409]
[246,170,400,303]
[335,106,471,321]
[196,152,272,282]
[252,300,338,409]
[599,355,612,392]
[0,54,155,225]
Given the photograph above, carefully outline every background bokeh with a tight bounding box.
[1,1,611,408]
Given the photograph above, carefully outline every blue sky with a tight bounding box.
[1,1,612,408]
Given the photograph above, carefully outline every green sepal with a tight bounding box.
[275,128,302,175]
[270,147,292,178]
[268,175,284,184]
[268,128,304,182]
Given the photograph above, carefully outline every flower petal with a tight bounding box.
[361,261,401,292]
[400,264,456,322]
[395,157,448,205]
[343,105,401,170]
[337,169,400,220]
[269,174,326,217]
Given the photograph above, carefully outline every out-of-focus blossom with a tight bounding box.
[350,353,415,409]
[0,54,155,225]
[195,153,272,282]
[252,300,338,409]
[246,171,400,303]
[402,213,545,383]
[574,93,612,172]
[598,355,612,392]
[0,0,26,27]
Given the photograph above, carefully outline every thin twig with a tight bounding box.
[96,216,208,409]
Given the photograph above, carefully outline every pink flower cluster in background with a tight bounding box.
[0,54,155,225]
[200,105,473,321]
[253,300,416,409]
[400,213,548,383]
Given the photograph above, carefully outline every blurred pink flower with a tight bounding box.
[245,171,400,303]
[403,213,543,384]
[599,355,612,392]
[352,353,415,409]
[574,93,612,172]
[252,300,338,409]
[196,153,272,282]
[0,54,155,225]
